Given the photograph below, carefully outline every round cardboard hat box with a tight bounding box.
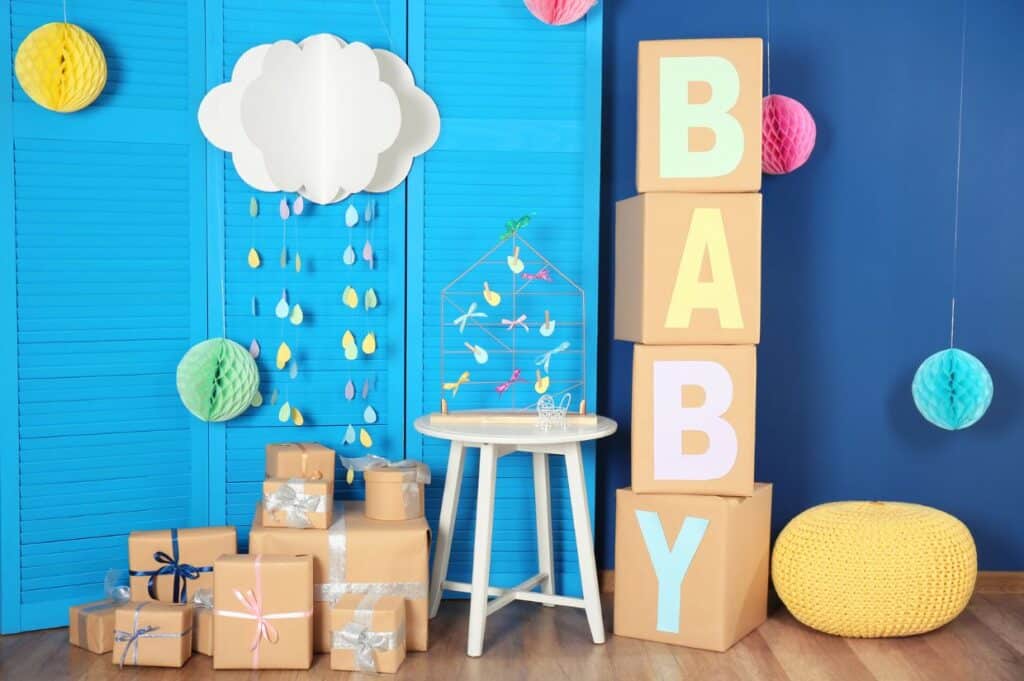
[364,466,426,521]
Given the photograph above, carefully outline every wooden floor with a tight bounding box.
[2,594,1022,680]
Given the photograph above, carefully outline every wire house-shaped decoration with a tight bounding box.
[431,215,594,424]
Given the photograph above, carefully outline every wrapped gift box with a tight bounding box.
[69,599,121,654]
[213,554,314,670]
[112,602,192,668]
[364,461,430,521]
[613,484,772,651]
[331,594,406,673]
[262,477,334,529]
[266,442,336,482]
[190,588,214,656]
[128,526,237,603]
[249,501,429,653]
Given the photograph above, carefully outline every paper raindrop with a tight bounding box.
[364,288,378,310]
[247,247,261,268]
[345,204,359,228]
[293,195,305,215]
[278,401,291,422]
[345,379,356,400]
[343,424,356,445]
[276,341,292,369]
[275,292,290,319]
[343,286,359,309]
[363,405,378,423]
[251,391,263,407]
[361,332,377,355]
[249,196,259,218]
[279,197,290,221]
[289,304,304,325]
[289,359,298,379]
[248,339,260,359]
[291,407,304,426]
[359,428,373,448]
[343,245,357,265]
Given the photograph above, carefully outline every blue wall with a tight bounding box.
[597,0,1024,570]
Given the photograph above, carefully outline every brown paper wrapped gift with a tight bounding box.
[266,442,336,482]
[262,477,334,529]
[614,484,772,651]
[213,554,314,670]
[331,594,406,673]
[364,461,430,521]
[249,501,430,653]
[128,526,237,603]
[111,602,192,668]
[190,588,214,655]
[69,598,123,654]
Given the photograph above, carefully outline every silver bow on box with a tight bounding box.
[332,621,402,673]
[340,455,431,516]
[263,479,327,528]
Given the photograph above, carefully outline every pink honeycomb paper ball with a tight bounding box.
[523,0,597,26]
[762,94,817,174]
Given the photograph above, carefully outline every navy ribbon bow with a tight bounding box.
[129,528,212,603]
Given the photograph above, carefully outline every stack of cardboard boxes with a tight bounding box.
[613,38,773,652]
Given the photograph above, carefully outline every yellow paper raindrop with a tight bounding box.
[295,253,302,273]
[276,341,292,369]
[278,401,291,422]
[291,407,304,426]
[361,332,376,355]
[247,247,261,268]
[289,304,304,326]
[346,468,355,485]
[251,392,264,407]
[359,428,373,448]
[535,370,550,394]
[341,330,355,348]
[342,286,358,309]
[15,23,107,113]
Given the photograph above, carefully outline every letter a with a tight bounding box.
[652,360,738,480]
[635,510,709,633]
[659,56,744,178]
[664,208,743,329]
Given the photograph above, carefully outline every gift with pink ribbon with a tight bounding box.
[212,553,314,670]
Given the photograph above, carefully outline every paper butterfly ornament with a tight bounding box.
[198,34,440,204]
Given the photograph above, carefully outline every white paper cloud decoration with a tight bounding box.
[198,34,440,204]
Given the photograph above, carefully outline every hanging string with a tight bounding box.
[62,0,68,23]
[371,0,395,53]
[764,0,772,95]
[949,0,968,348]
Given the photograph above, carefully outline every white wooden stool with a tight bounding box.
[414,415,618,657]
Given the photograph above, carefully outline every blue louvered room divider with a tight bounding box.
[0,0,601,632]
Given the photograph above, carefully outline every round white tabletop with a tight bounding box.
[413,414,618,446]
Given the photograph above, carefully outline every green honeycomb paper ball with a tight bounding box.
[176,338,259,422]
[912,348,993,431]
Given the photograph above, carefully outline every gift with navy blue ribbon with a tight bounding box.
[128,526,237,604]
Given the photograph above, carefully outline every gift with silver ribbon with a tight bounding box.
[114,602,192,668]
[263,478,328,528]
[331,593,406,672]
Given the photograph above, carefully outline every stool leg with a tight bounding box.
[564,441,605,644]
[429,440,465,619]
[532,451,555,604]
[467,443,498,657]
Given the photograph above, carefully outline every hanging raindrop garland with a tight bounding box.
[911,2,993,431]
[340,198,380,459]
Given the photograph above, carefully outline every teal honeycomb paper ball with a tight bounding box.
[912,348,993,430]
[176,338,259,422]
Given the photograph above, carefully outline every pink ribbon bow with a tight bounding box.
[496,368,524,396]
[521,267,552,282]
[501,314,529,332]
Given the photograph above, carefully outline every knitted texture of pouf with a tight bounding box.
[772,501,976,638]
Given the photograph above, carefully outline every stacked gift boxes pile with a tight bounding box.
[67,441,431,674]
[613,38,774,652]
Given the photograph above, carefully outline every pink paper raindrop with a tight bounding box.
[762,94,816,175]
[279,197,290,220]
[523,0,596,26]
[293,195,305,215]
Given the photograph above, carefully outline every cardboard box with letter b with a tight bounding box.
[637,38,762,193]
[631,344,755,497]
[613,484,772,651]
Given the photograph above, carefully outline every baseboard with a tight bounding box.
[598,570,1023,594]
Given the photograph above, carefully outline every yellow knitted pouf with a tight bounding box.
[772,501,976,638]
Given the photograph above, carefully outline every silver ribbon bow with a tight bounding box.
[191,587,214,610]
[333,621,400,672]
[263,480,324,528]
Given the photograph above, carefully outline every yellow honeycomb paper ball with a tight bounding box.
[15,22,107,113]
[772,501,977,638]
